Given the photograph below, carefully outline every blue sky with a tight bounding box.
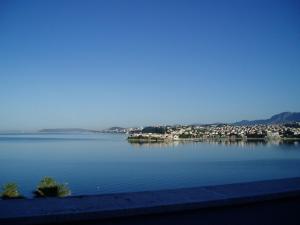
[0,0,299,130]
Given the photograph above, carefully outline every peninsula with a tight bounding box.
[127,112,300,142]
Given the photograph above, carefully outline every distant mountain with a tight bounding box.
[39,127,128,134]
[191,123,227,127]
[104,127,126,131]
[39,128,100,133]
[101,127,127,133]
[233,112,300,125]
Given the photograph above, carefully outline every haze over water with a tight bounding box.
[1,133,300,198]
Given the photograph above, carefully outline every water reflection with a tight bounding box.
[128,139,300,148]
[128,141,181,148]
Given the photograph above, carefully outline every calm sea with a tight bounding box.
[1,133,300,198]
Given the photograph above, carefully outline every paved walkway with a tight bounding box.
[1,177,300,225]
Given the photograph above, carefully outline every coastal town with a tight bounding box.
[127,123,300,142]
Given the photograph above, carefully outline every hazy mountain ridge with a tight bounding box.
[39,127,127,133]
[233,112,300,125]
[39,128,100,133]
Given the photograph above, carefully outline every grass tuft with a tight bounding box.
[1,183,23,199]
[34,177,71,198]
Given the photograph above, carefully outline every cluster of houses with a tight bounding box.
[127,123,300,141]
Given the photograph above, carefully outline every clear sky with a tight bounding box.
[0,0,299,130]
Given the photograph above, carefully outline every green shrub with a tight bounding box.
[1,183,23,199]
[34,177,71,197]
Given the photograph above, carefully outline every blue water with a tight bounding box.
[1,133,300,198]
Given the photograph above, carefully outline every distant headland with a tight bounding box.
[39,128,101,133]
